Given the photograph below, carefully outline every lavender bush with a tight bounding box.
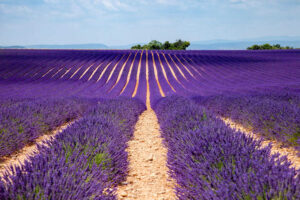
[0,98,145,199]
[0,98,93,158]
[154,96,300,200]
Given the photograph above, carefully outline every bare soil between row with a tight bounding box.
[222,117,300,170]
[0,121,75,177]
[117,108,176,200]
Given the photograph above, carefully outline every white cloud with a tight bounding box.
[0,4,32,15]
[228,0,264,9]
[99,0,118,10]
[94,0,138,12]
[230,0,247,2]
[43,0,136,14]
[44,0,61,3]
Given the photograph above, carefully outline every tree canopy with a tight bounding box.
[131,39,190,50]
[247,43,293,50]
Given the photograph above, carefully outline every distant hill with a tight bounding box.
[1,36,300,50]
[109,43,146,50]
[189,37,300,50]
[0,46,25,49]
[0,44,108,49]
[26,43,108,49]
[0,43,143,50]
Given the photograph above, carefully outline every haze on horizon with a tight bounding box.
[0,0,299,46]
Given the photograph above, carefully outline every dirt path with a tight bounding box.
[117,109,176,200]
[0,121,74,177]
[117,51,176,199]
[222,117,300,170]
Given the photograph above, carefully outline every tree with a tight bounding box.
[173,39,190,50]
[247,43,293,50]
[247,44,260,50]
[147,40,162,50]
[273,44,281,49]
[141,45,148,49]
[261,43,273,50]
[162,41,171,50]
[131,44,142,50]
[130,39,190,50]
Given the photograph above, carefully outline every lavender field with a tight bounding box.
[0,49,300,199]
[1,49,299,105]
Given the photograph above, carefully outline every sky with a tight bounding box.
[0,0,299,46]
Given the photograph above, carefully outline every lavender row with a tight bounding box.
[154,96,300,199]
[0,98,146,199]
[0,97,93,157]
[194,91,300,154]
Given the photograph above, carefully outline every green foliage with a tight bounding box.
[131,44,142,49]
[93,152,111,169]
[18,125,24,134]
[287,129,300,145]
[172,39,190,50]
[34,185,45,200]
[17,194,26,200]
[247,43,293,50]
[63,143,73,164]
[162,41,171,49]
[131,39,190,50]
[0,128,7,134]
[216,160,224,171]
[202,111,207,121]
[63,142,111,171]
[148,40,163,50]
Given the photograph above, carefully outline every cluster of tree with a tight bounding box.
[131,39,190,50]
[247,43,293,50]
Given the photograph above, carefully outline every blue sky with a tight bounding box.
[0,0,299,46]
